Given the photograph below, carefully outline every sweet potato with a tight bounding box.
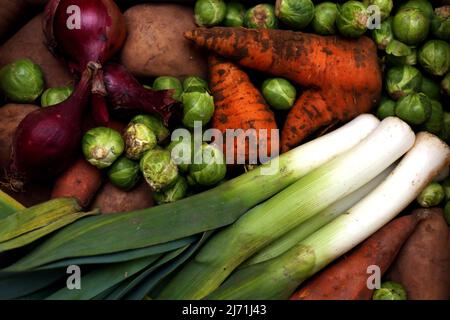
[120,4,207,78]
[0,14,72,88]
[90,181,154,214]
[387,208,450,300]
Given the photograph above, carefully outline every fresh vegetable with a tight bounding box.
[372,281,407,300]
[395,93,432,125]
[392,8,430,45]
[0,59,44,103]
[376,97,396,120]
[386,40,417,66]
[182,91,215,129]
[209,55,277,163]
[363,0,393,21]
[185,27,382,152]
[158,117,415,299]
[129,114,169,144]
[275,0,315,30]
[194,0,226,27]
[385,65,422,100]
[400,0,434,19]
[51,158,102,208]
[422,99,443,134]
[107,156,140,191]
[182,76,209,93]
[167,137,193,173]
[0,189,25,219]
[441,72,450,96]
[312,2,338,35]
[431,6,450,41]
[153,176,188,204]
[153,76,183,101]
[244,4,278,29]
[0,0,28,42]
[417,182,445,207]
[371,17,393,50]
[418,40,450,76]
[140,149,179,192]
[261,78,297,110]
[441,178,450,200]
[82,127,125,169]
[387,208,450,300]
[336,1,368,38]
[420,76,441,100]
[189,144,226,186]
[223,2,245,27]
[41,86,73,107]
[123,123,157,160]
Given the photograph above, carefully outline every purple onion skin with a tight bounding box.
[103,64,179,125]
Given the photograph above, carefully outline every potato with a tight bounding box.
[120,4,207,79]
[91,181,154,214]
[0,14,72,88]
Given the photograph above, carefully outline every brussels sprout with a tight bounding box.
[41,86,73,107]
[82,127,124,169]
[190,143,226,186]
[376,96,396,120]
[194,0,227,27]
[182,76,209,93]
[441,178,450,201]
[153,76,183,101]
[124,123,157,160]
[420,76,441,100]
[224,2,245,27]
[186,173,198,187]
[371,17,393,50]
[130,114,169,143]
[140,149,179,191]
[167,136,193,173]
[431,6,450,41]
[392,8,430,45]
[418,40,450,77]
[363,0,393,21]
[372,281,407,300]
[385,65,423,100]
[244,4,278,29]
[336,1,369,38]
[386,40,417,66]
[107,156,140,190]
[0,58,44,103]
[275,0,315,30]
[261,78,297,110]
[444,201,450,225]
[395,92,432,125]
[422,99,444,134]
[400,0,433,19]
[182,91,215,129]
[153,176,188,204]
[417,182,445,207]
[442,72,450,96]
[312,2,338,35]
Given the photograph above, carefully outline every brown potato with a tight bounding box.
[91,181,154,214]
[0,14,72,88]
[120,4,207,79]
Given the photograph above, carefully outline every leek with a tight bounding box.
[207,132,450,300]
[158,117,415,300]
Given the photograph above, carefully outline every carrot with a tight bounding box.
[185,27,382,152]
[290,213,425,300]
[209,55,278,163]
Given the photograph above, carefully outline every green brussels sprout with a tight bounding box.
[400,0,433,19]
[182,91,215,129]
[130,114,169,143]
[312,2,338,35]
[140,149,179,191]
[431,6,450,41]
[40,86,73,107]
[371,17,393,50]
[418,40,450,77]
[372,281,407,300]
[244,4,278,29]
[442,72,450,96]
[107,156,140,190]
[82,127,124,169]
[186,173,198,187]
[376,96,396,120]
[194,0,227,27]
[363,0,393,21]
[420,76,441,100]
[275,0,315,30]
[182,76,209,93]
[417,182,445,207]
[395,92,432,125]
[190,143,226,186]
[153,176,188,204]
[444,201,450,225]
[153,76,183,101]
[0,58,44,103]
[336,1,369,38]
[224,2,245,27]
[167,137,193,173]
[441,178,450,201]
[385,65,423,100]
[392,8,430,45]
[386,40,417,66]
[422,99,444,134]
[124,123,157,160]
[261,78,297,110]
